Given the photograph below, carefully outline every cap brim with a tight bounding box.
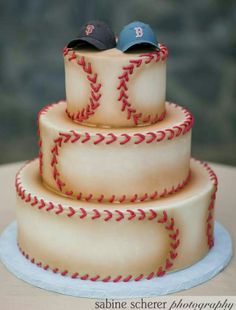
[117,40,159,52]
[67,37,107,50]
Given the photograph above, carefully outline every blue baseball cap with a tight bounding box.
[117,21,159,52]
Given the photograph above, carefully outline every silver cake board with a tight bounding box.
[0,221,232,299]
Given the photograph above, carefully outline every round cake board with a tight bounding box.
[0,221,233,298]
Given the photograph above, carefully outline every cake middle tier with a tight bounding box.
[39,101,193,203]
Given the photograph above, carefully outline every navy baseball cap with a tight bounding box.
[67,20,116,50]
[117,21,159,52]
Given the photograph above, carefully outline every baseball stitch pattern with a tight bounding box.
[37,101,193,203]
[117,44,168,126]
[15,159,215,222]
[63,47,102,123]
[201,161,218,249]
[15,159,217,282]
[37,102,59,176]
[17,209,180,282]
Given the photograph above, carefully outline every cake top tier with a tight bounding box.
[64,20,168,128]
[64,44,168,128]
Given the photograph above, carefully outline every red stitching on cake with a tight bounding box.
[76,193,82,200]
[17,208,180,282]
[117,44,168,126]
[104,276,114,282]
[158,211,168,223]
[46,202,54,211]
[79,208,87,219]
[134,133,145,144]
[123,275,132,282]
[150,191,158,200]
[40,101,193,145]
[147,271,154,280]
[85,194,93,201]
[81,132,90,143]
[37,102,64,176]
[80,274,89,280]
[38,199,46,209]
[157,267,165,277]
[146,132,157,143]
[148,209,157,220]
[67,207,75,217]
[170,251,178,260]
[169,229,179,240]
[171,240,180,250]
[166,218,175,231]
[109,195,115,203]
[119,133,131,145]
[137,208,146,220]
[25,193,31,202]
[130,194,138,203]
[119,195,126,203]
[18,154,192,205]
[113,275,122,283]
[94,133,105,145]
[166,129,175,140]
[135,274,144,281]
[104,210,113,221]
[91,209,100,220]
[15,155,216,265]
[190,159,218,249]
[31,196,38,206]
[97,194,104,203]
[115,210,124,221]
[106,133,117,144]
[91,275,100,281]
[127,209,136,220]
[64,50,102,123]
[42,102,193,202]
[140,193,148,202]
[201,162,218,249]
[55,204,64,214]
[71,272,79,279]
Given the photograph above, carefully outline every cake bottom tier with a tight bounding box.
[15,158,217,282]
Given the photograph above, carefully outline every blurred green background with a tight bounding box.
[0,0,236,165]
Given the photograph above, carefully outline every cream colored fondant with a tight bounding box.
[64,46,166,127]
[16,158,216,280]
[39,101,192,203]
[14,33,219,284]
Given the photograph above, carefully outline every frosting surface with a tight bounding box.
[16,158,217,282]
[64,45,167,127]
[39,101,193,203]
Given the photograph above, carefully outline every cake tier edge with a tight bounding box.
[16,158,217,282]
[39,101,193,203]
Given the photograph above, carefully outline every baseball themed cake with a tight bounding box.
[15,21,218,283]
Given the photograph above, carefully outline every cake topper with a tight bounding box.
[117,21,159,52]
[67,20,116,50]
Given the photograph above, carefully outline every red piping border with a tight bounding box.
[199,160,218,249]
[17,209,180,282]
[64,45,168,127]
[16,158,217,282]
[63,48,102,123]
[38,101,193,202]
[15,158,216,224]
[117,44,168,125]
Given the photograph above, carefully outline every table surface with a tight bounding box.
[0,161,235,309]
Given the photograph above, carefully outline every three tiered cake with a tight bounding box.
[15,21,218,283]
